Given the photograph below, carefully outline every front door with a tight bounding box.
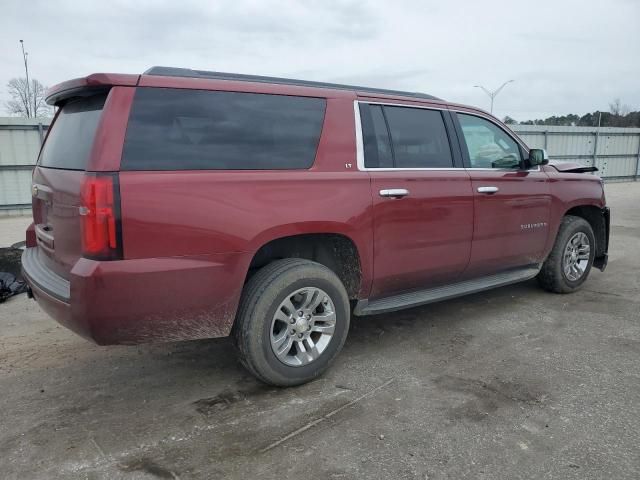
[358,101,474,299]
[453,111,551,278]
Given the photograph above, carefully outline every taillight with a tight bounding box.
[80,173,122,260]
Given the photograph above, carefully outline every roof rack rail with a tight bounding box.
[143,66,441,101]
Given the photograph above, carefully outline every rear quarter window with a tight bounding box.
[39,94,106,170]
[121,88,326,170]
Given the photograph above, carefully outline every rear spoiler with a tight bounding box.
[548,162,599,174]
[46,73,140,106]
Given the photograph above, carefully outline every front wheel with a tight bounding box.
[233,259,350,387]
[537,215,595,293]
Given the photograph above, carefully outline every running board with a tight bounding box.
[354,265,541,316]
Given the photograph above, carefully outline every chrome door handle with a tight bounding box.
[477,186,499,194]
[379,188,409,198]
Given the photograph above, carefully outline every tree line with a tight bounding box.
[504,99,639,128]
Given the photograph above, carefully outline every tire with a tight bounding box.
[233,259,350,387]
[537,215,596,293]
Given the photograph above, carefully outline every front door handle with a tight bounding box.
[379,188,409,198]
[477,186,499,194]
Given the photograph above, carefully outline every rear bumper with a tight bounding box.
[22,248,251,345]
[593,207,610,272]
[21,247,70,302]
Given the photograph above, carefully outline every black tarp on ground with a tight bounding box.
[0,247,27,302]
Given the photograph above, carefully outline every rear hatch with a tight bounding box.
[31,93,107,280]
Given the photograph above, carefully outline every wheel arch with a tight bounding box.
[245,230,367,300]
[563,205,608,259]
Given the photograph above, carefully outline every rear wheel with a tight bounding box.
[537,215,595,293]
[233,259,350,386]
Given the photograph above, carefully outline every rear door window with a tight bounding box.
[384,106,453,168]
[122,88,326,170]
[39,94,106,170]
[360,103,453,169]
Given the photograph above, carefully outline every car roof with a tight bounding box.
[144,66,442,102]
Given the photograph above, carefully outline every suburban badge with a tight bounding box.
[521,222,548,230]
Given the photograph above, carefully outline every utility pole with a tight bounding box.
[474,80,514,115]
[19,39,32,117]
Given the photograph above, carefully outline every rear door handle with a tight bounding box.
[379,188,409,198]
[477,186,499,194]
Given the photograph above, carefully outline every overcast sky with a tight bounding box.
[1,0,638,121]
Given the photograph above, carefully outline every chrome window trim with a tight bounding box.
[354,166,540,172]
[353,101,541,173]
[353,101,366,171]
[467,166,541,172]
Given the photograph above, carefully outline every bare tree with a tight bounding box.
[608,98,632,127]
[5,77,52,117]
[609,98,630,116]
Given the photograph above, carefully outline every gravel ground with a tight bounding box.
[0,216,30,248]
[0,182,639,480]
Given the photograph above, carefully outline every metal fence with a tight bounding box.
[0,117,50,216]
[511,124,640,180]
[0,119,638,216]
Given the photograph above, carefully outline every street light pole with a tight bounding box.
[474,80,514,115]
[19,39,32,117]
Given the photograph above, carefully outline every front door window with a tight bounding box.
[458,114,522,169]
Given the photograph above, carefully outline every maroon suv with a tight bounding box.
[22,67,610,386]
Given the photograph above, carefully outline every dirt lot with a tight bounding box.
[1,183,639,480]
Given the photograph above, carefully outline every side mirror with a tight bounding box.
[528,148,549,166]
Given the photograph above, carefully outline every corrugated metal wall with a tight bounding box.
[0,119,638,216]
[511,125,640,179]
[0,118,49,216]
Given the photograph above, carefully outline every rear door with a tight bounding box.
[357,101,473,299]
[452,111,551,278]
[31,93,107,279]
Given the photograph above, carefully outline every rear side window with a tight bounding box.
[384,106,453,168]
[39,94,106,170]
[122,88,326,170]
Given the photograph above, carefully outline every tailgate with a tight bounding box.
[31,93,107,280]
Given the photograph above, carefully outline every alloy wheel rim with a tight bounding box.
[270,287,336,367]
[563,232,590,281]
